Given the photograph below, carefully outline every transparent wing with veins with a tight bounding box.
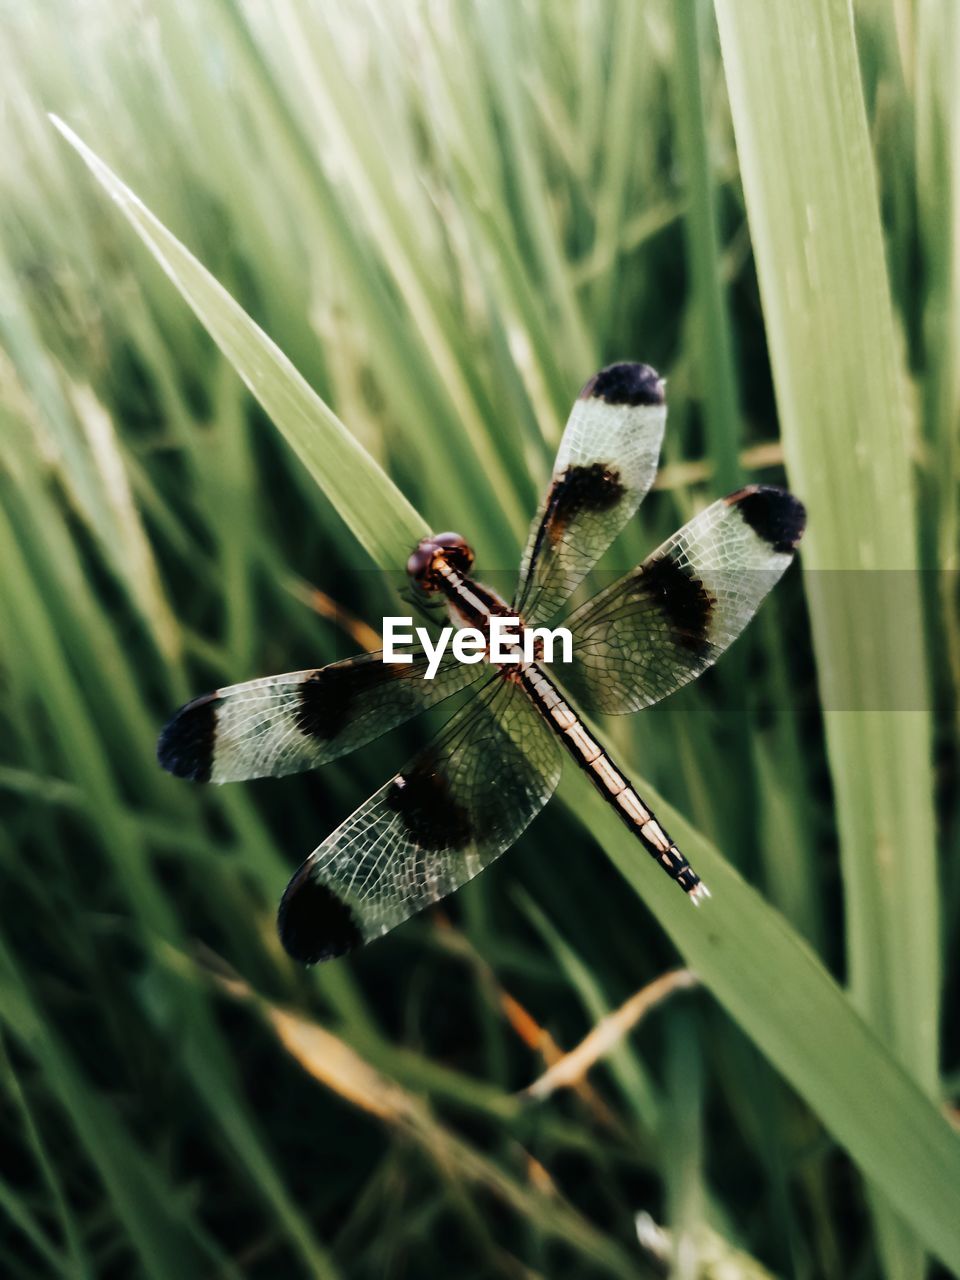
[157,650,484,783]
[515,363,667,625]
[557,486,807,713]
[277,672,563,962]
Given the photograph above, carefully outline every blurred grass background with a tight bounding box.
[1,1,958,1277]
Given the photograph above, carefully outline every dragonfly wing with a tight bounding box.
[515,363,666,624]
[278,672,563,962]
[558,486,806,713]
[157,651,484,783]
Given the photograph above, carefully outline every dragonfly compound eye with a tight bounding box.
[406,542,439,591]
[406,533,475,590]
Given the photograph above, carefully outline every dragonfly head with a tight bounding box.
[407,532,475,593]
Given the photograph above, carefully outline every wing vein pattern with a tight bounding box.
[559,487,805,714]
[515,363,666,624]
[158,650,484,783]
[278,672,563,962]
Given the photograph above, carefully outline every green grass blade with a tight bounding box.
[0,1035,91,1278]
[49,115,427,572]
[0,940,225,1279]
[560,766,960,1275]
[517,891,661,1134]
[713,2,940,1273]
[673,0,741,494]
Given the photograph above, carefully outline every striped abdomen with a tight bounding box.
[518,665,708,901]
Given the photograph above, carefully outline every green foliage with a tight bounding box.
[0,2,957,1277]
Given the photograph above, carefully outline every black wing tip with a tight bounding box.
[157,691,222,783]
[727,485,806,554]
[580,362,665,407]
[277,868,363,965]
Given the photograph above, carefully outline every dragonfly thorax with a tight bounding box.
[437,564,516,637]
[407,532,520,645]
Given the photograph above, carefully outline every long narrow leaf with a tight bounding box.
[50,115,427,571]
[713,3,940,1273]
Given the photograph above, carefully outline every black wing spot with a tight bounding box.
[296,663,412,741]
[277,868,363,964]
[580,362,664,407]
[546,463,625,544]
[728,485,806,554]
[157,692,222,783]
[640,553,715,655]
[386,760,473,851]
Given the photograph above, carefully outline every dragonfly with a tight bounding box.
[158,363,805,963]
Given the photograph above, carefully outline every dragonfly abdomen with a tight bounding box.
[518,664,708,903]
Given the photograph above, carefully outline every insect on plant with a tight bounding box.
[158,363,805,963]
